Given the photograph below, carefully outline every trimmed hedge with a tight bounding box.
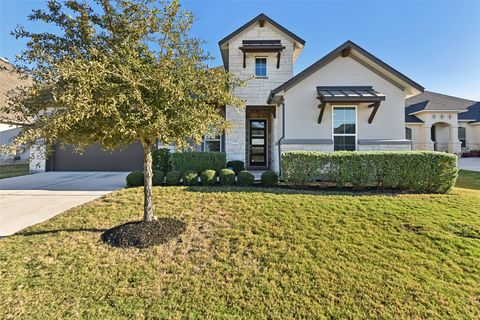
[152,148,172,173]
[261,170,279,187]
[219,169,236,185]
[182,170,198,186]
[281,151,458,193]
[165,170,182,186]
[200,170,217,186]
[171,151,226,174]
[152,170,164,186]
[227,160,245,175]
[237,171,255,186]
[126,171,144,187]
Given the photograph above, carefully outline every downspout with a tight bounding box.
[278,99,285,177]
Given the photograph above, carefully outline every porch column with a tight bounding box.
[448,126,461,154]
[423,126,434,151]
[225,105,246,162]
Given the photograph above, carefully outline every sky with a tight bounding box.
[1,0,479,100]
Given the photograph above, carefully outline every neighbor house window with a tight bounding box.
[333,106,356,151]
[405,127,412,140]
[255,58,267,77]
[203,133,222,152]
[458,127,466,148]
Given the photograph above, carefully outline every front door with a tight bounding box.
[249,119,267,167]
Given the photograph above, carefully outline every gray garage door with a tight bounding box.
[47,142,144,171]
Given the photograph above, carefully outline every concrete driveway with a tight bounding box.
[458,158,480,172]
[0,171,128,236]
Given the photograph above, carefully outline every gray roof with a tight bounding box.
[267,40,424,103]
[218,13,305,46]
[405,91,475,112]
[458,102,480,123]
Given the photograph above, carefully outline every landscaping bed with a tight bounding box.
[1,186,479,319]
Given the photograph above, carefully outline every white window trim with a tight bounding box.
[405,127,413,140]
[203,134,222,152]
[254,57,268,78]
[332,105,357,151]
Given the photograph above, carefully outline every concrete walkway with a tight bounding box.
[458,158,480,172]
[0,171,128,236]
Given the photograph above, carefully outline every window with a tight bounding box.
[333,106,356,151]
[255,58,267,77]
[203,133,222,152]
[458,127,466,148]
[405,127,412,140]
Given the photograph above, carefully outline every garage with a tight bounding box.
[47,142,144,171]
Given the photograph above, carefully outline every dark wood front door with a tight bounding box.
[249,119,267,167]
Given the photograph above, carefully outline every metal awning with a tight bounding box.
[316,86,386,124]
[239,40,285,69]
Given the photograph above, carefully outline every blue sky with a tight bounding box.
[1,0,479,100]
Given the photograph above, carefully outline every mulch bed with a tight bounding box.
[101,217,186,249]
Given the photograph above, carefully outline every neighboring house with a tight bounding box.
[0,57,30,164]
[405,91,480,153]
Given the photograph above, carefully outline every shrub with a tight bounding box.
[261,170,278,187]
[200,170,217,186]
[152,170,164,186]
[237,171,255,186]
[219,168,236,185]
[126,171,144,187]
[165,170,181,186]
[281,151,458,193]
[182,170,198,186]
[226,160,245,175]
[152,148,172,173]
[171,151,226,174]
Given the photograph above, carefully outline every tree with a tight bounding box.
[2,0,243,222]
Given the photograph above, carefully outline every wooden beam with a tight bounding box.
[368,101,380,124]
[259,19,265,27]
[243,51,246,68]
[317,99,326,123]
[341,46,351,57]
[277,51,281,69]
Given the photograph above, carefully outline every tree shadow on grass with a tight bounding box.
[14,228,107,237]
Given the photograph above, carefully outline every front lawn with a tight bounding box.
[0,163,29,179]
[1,187,479,319]
[456,169,480,190]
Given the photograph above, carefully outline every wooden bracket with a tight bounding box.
[368,101,380,123]
[317,98,326,123]
[277,51,281,69]
[243,51,246,68]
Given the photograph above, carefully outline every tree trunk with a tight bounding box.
[143,144,154,222]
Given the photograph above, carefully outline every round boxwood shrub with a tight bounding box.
[261,170,278,187]
[126,171,144,187]
[237,170,255,186]
[182,170,198,186]
[219,168,236,186]
[200,169,217,186]
[152,170,164,186]
[226,160,245,175]
[165,170,181,186]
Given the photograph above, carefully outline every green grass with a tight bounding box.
[0,164,29,179]
[456,169,480,190]
[1,187,479,319]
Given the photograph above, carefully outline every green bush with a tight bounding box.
[226,160,245,175]
[126,171,144,187]
[261,170,278,187]
[237,171,255,186]
[152,148,172,173]
[182,170,198,186]
[219,168,236,186]
[200,170,217,186]
[281,151,458,193]
[171,151,226,174]
[152,170,164,186]
[165,170,181,186]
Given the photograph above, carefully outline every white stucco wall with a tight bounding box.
[462,122,480,150]
[282,56,408,145]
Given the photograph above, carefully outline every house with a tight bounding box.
[405,91,480,153]
[0,57,30,164]
[19,13,478,173]
[219,13,423,172]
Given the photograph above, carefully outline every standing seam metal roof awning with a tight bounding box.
[239,40,286,69]
[316,86,386,124]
